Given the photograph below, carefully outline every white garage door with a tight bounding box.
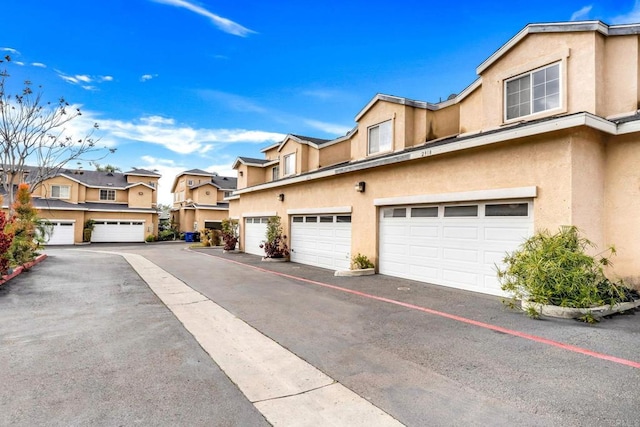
[43,220,75,245]
[379,201,532,296]
[91,220,145,243]
[290,215,352,270]
[244,217,268,256]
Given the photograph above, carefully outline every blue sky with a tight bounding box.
[1,0,638,205]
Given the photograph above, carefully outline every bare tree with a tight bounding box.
[0,56,115,205]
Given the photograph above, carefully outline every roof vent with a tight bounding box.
[447,93,457,101]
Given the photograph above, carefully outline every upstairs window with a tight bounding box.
[368,120,392,155]
[505,62,560,121]
[51,185,70,199]
[283,153,296,176]
[100,189,116,201]
[272,165,280,181]
[224,191,233,198]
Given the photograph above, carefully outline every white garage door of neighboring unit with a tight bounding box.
[44,221,75,245]
[290,215,352,271]
[379,201,533,296]
[244,217,268,256]
[91,220,145,243]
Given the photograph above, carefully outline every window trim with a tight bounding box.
[272,165,280,181]
[99,188,116,201]
[367,120,393,156]
[504,62,562,122]
[51,185,71,199]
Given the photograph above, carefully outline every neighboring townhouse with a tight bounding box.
[1,166,161,244]
[231,20,640,297]
[170,169,237,232]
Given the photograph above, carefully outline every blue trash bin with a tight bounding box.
[184,232,194,242]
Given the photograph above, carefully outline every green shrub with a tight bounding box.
[351,253,374,269]
[145,234,156,242]
[158,229,177,241]
[497,226,637,318]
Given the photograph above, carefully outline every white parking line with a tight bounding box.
[114,252,404,426]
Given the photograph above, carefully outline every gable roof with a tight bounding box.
[124,168,161,177]
[211,175,237,190]
[232,156,277,169]
[477,21,640,74]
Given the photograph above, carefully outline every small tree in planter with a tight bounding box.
[497,226,639,322]
[260,216,289,259]
[5,184,46,266]
[221,218,239,251]
[83,219,95,242]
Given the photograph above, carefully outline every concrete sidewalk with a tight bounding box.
[115,251,403,426]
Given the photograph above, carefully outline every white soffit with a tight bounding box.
[374,186,538,206]
[287,206,352,215]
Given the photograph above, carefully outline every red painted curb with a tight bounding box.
[192,250,640,370]
[0,253,48,286]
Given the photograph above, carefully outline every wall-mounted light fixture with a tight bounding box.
[355,181,366,193]
[277,193,285,201]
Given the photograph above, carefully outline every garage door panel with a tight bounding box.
[443,247,478,262]
[443,226,478,240]
[408,246,438,258]
[92,221,144,243]
[443,268,479,287]
[484,226,529,242]
[244,220,268,256]
[44,221,75,245]
[410,224,439,238]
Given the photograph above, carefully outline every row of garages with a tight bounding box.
[44,220,146,244]
[242,199,532,296]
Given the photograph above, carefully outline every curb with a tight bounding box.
[0,253,48,287]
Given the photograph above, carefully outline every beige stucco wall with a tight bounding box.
[195,209,228,229]
[428,104,460,141]
[600,35,639,117]
[459,86,483,135]
[127,185,153,208]
[319,139,351,168]
[604,132,640,285]
[38,177,79,203]
[192,185,217,205]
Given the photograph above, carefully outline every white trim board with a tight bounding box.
[374,186,537,206]
[287,206,352,215]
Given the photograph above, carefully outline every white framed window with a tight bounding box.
[368,120,392,155]
[283,153,296,176]
[505,62,560,121]
[51,185,70,199]
[100,189,116,201]
[272,165,280,181]
[187,179,194,186]
[224,191,233,198]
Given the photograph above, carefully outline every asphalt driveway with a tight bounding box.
[2,243,639,426]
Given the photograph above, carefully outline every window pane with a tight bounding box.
[368,126,380,153]
[336,215,351,223]
[305,216,317,223]
[379,121,392,152]
[411,207,438,217]
[546,63,559,80]
[444,205,478,217]
[292,216,303,223]
[383,208,406,218]
[246,218,253,223]
[485,203,529,216]
[319,216,333,223]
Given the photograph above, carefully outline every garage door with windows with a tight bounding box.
[44,220,75,245]
[379,201,532,296]
[91,220,145,242]
[244,217,269,256]
[290,214,352,270]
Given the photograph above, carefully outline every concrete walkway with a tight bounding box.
[115,251,403,426]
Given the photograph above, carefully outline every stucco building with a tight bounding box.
[170,169,237,232]
[230,21,640,296]
[1,167,161,244]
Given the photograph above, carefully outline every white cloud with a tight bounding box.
[14,61,25,66]
[140,74,158,82]
[150,0,255,37]
[611,0,640,23]
[99,114,285,155]
[304,119,352,136]
[57,71,113,90]
[31,62,47,68]
[570,5,593,21]
[1,47,20,55]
